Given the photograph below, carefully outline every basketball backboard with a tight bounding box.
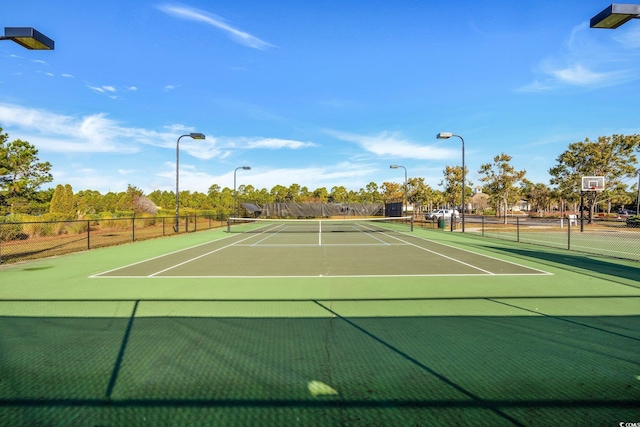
[581,176,605,192]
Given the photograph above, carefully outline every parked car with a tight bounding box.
[425,209,460,220]
[618,209,636,216]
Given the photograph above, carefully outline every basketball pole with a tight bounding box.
[580,191,584,233]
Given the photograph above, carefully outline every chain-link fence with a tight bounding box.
[0,215,227,265]
[423,215,640,262]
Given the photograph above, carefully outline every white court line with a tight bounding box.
[92,223,552,279]
[235,243,405,247]
[250,223,286,246]
[91,273,549,279]
[148,233,260,277]
[378,232,495,274]
[90,232,239,278]
[392,231,553,276]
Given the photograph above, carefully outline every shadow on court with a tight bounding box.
[1,300,639,426]
[477,245,640,287]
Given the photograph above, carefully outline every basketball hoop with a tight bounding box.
[581,176,605,192]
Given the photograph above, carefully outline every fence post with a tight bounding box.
[0,223,3,264]
[194,214,197,232]
[567,216,571,250]
[131,217,135,242]
[185,216,188,233]
[516,217,520,242]
[87,220,91,250]
[481,216,485,237]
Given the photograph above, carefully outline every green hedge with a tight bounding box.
[626,215,640,228]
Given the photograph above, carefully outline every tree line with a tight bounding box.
[1,125,639,221]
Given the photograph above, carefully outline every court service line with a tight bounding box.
[382,233,497,275]
[395,231,552,276]
[90,232,240,278]
[250,224,287,247]
[236,243,404,247]
[357,225,392,246]
[148,233,261,277]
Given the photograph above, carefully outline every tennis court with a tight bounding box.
[1,219,639,426]
[92,218,549,278]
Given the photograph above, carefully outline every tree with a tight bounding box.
[440,165,471,210]
[49,184,76,217]
[329,186,348,203]
[270,185,288,203]
[311,187,329,203]
[549,134,640,222]
[286,183,301,202]
[478,153,526,223]
[116,184,156,215]
[520,180,552,214]
[75,189,103,215]
[0,129,53,215]
[380,182,402,203]
[407,177,434,213]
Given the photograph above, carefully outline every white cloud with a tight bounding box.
[612,25,640,49]
[156,162,379,194]
[178,135,316,160]
[520,22,640,92]
[0,103,317,158]
[326,130,457,160]
[549,64,616,86]
[243,137,315,150]
[0,103,146,153]
[157,4,274,50]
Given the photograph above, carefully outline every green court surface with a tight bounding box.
[1,224,639,426]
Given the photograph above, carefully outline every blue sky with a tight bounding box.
[2,1,640,195]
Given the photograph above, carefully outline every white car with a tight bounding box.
[425,209,460,220]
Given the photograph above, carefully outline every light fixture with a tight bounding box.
[590,3,640,28]
[1,27,54,50]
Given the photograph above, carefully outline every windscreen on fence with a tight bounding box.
[242,202,384,218]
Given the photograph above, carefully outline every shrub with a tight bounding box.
[65,221,89,235]
[626,215,640,228]
[0,222,25,241]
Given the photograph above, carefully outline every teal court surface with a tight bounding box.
[92,219,550,278]
[1,220,639,426]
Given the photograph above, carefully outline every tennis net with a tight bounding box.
[226,216,414,233]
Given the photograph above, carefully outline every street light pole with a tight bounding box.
[437,132,465,232]
[590,5,640,216]
[636,169,640,216]
[233,166,251,217]
[175,132,205,232]
[390,165,407,216]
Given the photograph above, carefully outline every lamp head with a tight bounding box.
[242,166,251,170]
[2,27,54,50]
[390,165,399,169]
[189,133,205,140]
[436,132,453,139]
[590,3,640,29]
